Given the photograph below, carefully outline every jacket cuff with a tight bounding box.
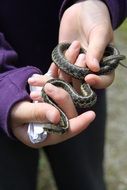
[0,66,41,137]
[59,0,74,19]
[102,0,126,29]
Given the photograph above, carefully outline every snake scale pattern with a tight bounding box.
[41,42,126,134]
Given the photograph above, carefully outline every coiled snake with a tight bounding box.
[41,42,126,134]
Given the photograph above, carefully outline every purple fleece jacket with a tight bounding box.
[0,0,126,137]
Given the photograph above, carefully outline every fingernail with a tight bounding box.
[47,109,60,123]
[32,74,40,78]
[28,74,40,83]
[45,70,53,77]
[85,75,96,86]
[28,77,35,83]
[47,111,54,122]
[79,53,86,60]
[69,41,80,51]
[44,83,54,93]
[91,58,100,72]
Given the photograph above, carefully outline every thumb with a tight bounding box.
[85,28,113,72]
[10,101,60,126]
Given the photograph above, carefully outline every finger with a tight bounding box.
[72,53,86,93]
[59,41,81,82]
[30,91,43,102]
[65,111,95,138]
[28,74,52,87]
[12,110,95,148]
[47,62,59,78]
[85,72,115,89]
[44,83,77,118]
[42,110,96,146]
[11,101,60,125]
[28,63,58,86]
[15,110,95,148]
[85,28,113,72]
[83,1,113,71]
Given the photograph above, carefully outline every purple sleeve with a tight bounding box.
[103,0,127,29]
[0,33,41,137]
[60,0,127,29]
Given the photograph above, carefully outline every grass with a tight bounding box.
[119,19,127,31]
[37,20,127,190]
[37,151,57,190]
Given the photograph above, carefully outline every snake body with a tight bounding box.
[42,42,126,134]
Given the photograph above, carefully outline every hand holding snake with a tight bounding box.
[29,41,125,134]
[11,0,123,147]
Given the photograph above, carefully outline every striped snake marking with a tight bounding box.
[41,42,126,134]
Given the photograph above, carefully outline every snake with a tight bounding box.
[41,42,126,134]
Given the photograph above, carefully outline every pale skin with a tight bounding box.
[58,0,114,88]
[10,53,95,148]
[10,0,113,148]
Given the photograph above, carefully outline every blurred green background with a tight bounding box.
[37,20,127,190]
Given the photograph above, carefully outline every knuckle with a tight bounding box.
[33,103,43,122]
[55,89,70,103]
